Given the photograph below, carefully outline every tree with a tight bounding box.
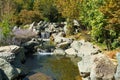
[33,0,60,22]
[0,0,15,38]
[16,9,43,25]
[0,0,15,20]
[55,0,81,35]
[100,0,120,49]
[55,0,81,20]
[79,0,120,49]
[13,0,34,12]
[79,0,105,42]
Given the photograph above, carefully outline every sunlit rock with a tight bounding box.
[90,53,115,80]
[65,48,77,56]
[53,48,66,56]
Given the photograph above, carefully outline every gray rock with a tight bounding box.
[54,36,63,44]
[56,41,70,49]
[90,53,115,80]
[78,42,99,57]
[13,26,38,39]
[0,52,15,62]
[12,26,38,45]
[53,48,66,56]
[22,38,39,47]
[0,45,20,53]
[54,36,72,44]
[115,52,120,80]
[48,23,56,32]
[63,22,67,34]
[65,48,77,56]
[70,41,83,51]
[77,41,100,79]
[0,45,26,77]
[78,55,92,75]
[22,38,39,53]
[73,19,80,26]
[0,58,19,80]
[0,45,25,63]
[57,32,66,37]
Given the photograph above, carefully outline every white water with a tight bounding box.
[38,52,53,56]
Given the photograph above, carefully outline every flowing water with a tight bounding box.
[24,53,82,80]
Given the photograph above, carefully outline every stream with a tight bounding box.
[24,53,82,80]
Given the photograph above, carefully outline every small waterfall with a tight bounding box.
[40,32,50,39]
[38,52,53,56]
[41,32,46,39]
[45,32,50,39]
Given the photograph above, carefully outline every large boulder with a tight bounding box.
[115,52,120,80]
[78,55,92,78]
[77,41,100,80]
[53,48,66,56]
[0,58,19,80]
[0,45,25,63]
[22,38,39,54]
[12,27,38,39]
[0,45,26,77]
[0,45,20,53]
[12,26,38,45]
[90,53,116,80]
[77,42,100,72]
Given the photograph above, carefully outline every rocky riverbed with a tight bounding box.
[0,21,119,80]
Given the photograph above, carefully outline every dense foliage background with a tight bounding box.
[0,0,119,49]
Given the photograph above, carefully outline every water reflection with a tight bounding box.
[24,53,82,80]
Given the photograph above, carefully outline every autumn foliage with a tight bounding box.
[0,0,119,49]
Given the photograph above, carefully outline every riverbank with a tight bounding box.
[0,21,119,80]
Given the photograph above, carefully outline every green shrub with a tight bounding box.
[112,39,120,49]
[0,20,11,37]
